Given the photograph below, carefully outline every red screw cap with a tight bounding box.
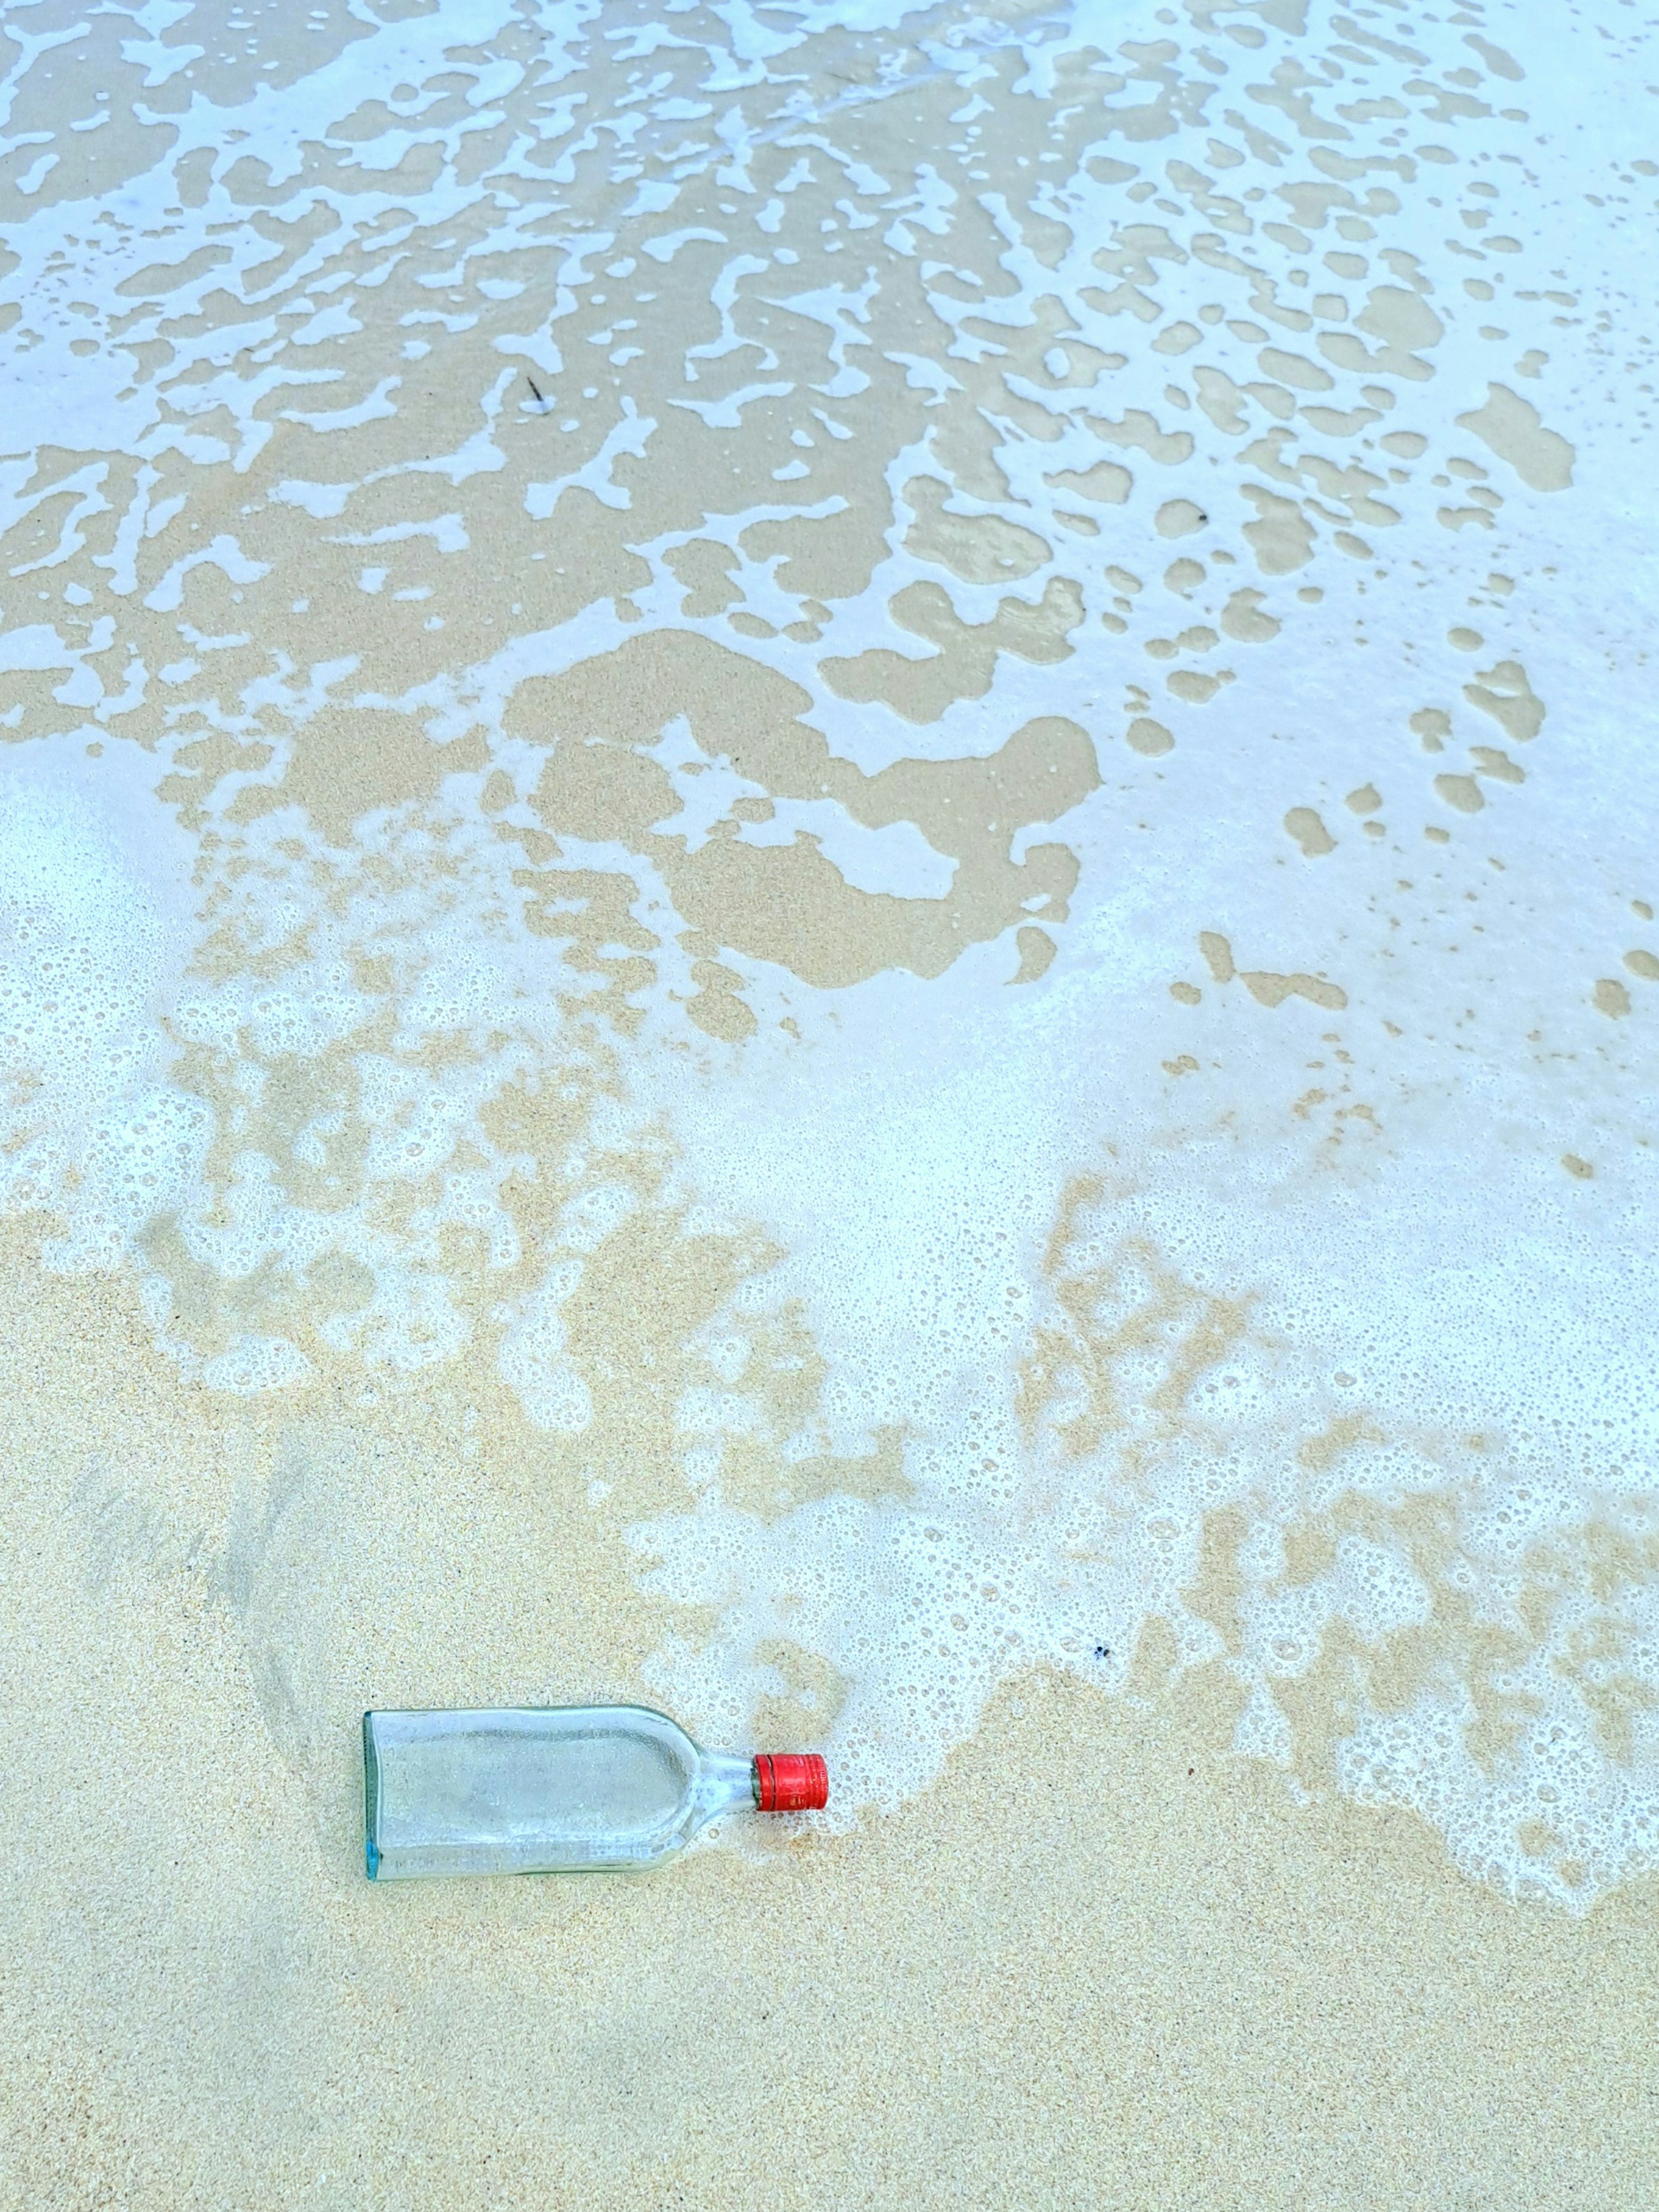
[754,1752,829,1813]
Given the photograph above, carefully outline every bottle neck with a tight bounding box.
[690,1751,760,1828]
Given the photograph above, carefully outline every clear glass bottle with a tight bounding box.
[362,1704,830,1879]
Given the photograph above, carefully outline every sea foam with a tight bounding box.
[0,0,1656,1905]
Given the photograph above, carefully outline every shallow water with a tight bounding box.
[1,0,1656,1913]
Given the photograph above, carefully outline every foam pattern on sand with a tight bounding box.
[1,0,1657,1904]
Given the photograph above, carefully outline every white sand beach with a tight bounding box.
[1,0,1656,2200]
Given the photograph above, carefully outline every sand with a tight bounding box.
[3,1240,1657,2209]
[3,0,1659,2202]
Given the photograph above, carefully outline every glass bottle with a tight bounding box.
[362,1703,830,1879]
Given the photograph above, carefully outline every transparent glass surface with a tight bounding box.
[363,1704,755,1879]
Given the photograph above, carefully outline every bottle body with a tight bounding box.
[362,1704,826,1879]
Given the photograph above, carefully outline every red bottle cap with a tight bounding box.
[753,1752,829,1813]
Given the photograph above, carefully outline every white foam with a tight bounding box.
[0,734,203,1266]
[2,0,1657,1907]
